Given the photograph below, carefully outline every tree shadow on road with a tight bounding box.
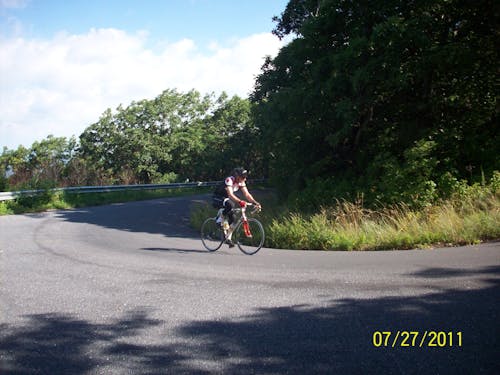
[0,309,200,375]
[1,266,499,374]
[178,265,500,374]
[51,195,208,240]
[140,247,210,254]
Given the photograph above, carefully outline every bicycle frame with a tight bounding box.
[226,203,260,237]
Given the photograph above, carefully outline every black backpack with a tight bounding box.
[212,180,227,208]
[213,180,228,197]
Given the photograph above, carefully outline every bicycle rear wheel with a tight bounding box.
[234,218,265,255]
[201,218,224,252]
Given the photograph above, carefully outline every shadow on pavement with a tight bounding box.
[141,247,210,254]
[1,266,499,374]
[51,195,209,240]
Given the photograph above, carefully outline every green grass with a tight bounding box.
[0,187,212,215]
[265,193,500,250]
[191,188,500,251]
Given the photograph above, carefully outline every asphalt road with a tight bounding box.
[1,195,499,374]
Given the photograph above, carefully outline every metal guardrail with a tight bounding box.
[0,179,266,201]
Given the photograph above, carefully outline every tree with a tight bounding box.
[29,135,77,185]
[80,89,257,184]
[252,0,499,206]
[0,136,78,189]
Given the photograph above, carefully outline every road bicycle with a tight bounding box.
[200,203,265,255]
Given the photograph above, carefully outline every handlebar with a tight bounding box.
[233,202,261,214]
[248,203,262,213]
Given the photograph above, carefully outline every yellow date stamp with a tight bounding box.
[372,331,463,347]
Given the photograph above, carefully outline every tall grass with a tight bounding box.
[190,182,499,251]
[267,191,500,250]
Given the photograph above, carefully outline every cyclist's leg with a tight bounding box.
[223,198,236,225]
[213,196,225,224]
[221,198,237,247]
[216,208,224,224]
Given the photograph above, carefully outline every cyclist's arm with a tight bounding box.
[240,186,261,207]
[225,186,243,204]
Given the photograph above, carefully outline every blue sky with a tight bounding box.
[3,0,287,45]
[0,0,290,149]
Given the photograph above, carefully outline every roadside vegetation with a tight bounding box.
[192,177,499,250]
[266,179,499,250]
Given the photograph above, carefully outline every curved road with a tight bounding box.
[1,195,499,374]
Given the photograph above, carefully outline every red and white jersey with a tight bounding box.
[225,176,246,193]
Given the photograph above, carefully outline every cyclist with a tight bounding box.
[212,167,261,246]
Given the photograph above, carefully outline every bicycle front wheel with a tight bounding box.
[234,218,265,255]
[201,218,224,252]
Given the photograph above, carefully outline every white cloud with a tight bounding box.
[0,0,29,9]
[0,28,284,149]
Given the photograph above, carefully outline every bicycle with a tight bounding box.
[200,203,265,255]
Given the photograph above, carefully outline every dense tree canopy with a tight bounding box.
[79,89,263,184]
[252,0,499,206]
